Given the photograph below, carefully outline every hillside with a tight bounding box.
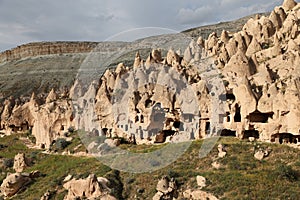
[0,12,266,100]
[0,133,300,199]
[183,12,270,38]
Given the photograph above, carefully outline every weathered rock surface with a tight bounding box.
[0,0,299,149]
[217,144,227,158]
[153,176,177,200]
[63,174,116,200]
[13,153,30,173]
[0,171,39,197]
[196,175,207,188]
[0,42,98,63]
[183,189,219,200]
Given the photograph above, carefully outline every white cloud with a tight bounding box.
[177,6,215,25]
[0,0,287,51]
[176,0,283,25]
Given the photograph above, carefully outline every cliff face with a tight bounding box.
[0,42,98,63]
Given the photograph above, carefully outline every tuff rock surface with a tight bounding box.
[0,0,299,148]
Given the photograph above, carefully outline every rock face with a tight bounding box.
[153,176,177,200]
[0,0,300,148]
[63,174,116,200]
[0,42,98,63]
[13,153,30,173]
[0,171,39,197]
[183,189,219,200]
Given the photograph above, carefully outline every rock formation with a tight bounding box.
[63,174,116,200]
[0,171,39,197]
[13,153,30,173]
[0,42,98,63]
[153,176,177,200]
[0,0,299,148]
[183,189,219,200]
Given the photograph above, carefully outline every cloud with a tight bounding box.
[176,0,282,26]
[177,6,215,25]
[0,0,287,52]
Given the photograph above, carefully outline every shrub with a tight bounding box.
[67,127,75,133]
[274,164,298,182]
[105,170,123,199]
[3,158,14,168]
[53,138,70,151]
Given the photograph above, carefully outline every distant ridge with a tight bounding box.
[182,12,270,38]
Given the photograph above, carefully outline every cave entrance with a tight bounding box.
[220,129,236,137]
[102,128,108,136]
[271,133,299,144]
[154,129,176,143]
[226,93,236,101]
[234,104,241,122]
[247,110,274,123]
[205,122,210,134]
[242,130,259,139]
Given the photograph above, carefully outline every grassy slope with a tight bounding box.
[0,134,299,199]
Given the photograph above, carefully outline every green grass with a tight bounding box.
[0,135,300,199]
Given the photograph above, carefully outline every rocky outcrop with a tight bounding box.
[183,189,219,200]
[0,42,98,63]
[0,171,40,197]
[153,176,177,200]
[63,174,116,200]
[13,153,30,173]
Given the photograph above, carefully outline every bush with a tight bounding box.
[3,158,14,168]
[67,127,75,133]
[105,170,123,199]
[274,164,298,182]
[53,138,70,151]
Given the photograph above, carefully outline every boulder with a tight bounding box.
[63,174,115,200]
[183,189,219,200]
[217,144,227,158]
[212,161,221,169]
[254,148,269,161]
[0,173,32,197]
[196,176,206,188]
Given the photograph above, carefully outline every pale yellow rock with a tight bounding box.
[282,0,297,11]
[13,153,29,173]
[63,174,115,200]
[0,173,32,197]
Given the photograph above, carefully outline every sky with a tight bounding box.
[0,0,286,52]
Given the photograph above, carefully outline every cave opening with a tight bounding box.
[220,129,236,137]
[247,110,274,123]
[271,133,299,144]
[205,122,210,134]
[102,128,108,136]
[173,121,181,129]
[145,99,153,108]
[234,104,241,122]
[242,130,259,139]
